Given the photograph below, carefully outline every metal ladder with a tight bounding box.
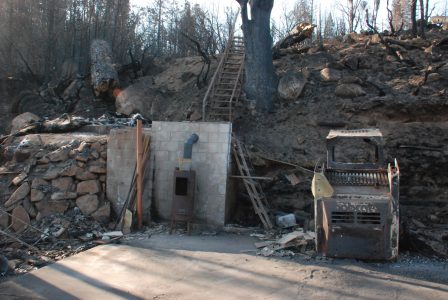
[232,135,273,230]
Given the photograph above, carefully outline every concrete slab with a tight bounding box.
[1,234,447,300]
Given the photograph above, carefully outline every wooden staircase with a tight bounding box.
[202,34,245,121]
[232,135,273,230]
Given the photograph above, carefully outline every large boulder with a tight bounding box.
[10,112,40,133]
[335,84,366,98]
[115,79,158,118]
[278,71,307,100]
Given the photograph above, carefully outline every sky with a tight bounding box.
[131,0,447,31]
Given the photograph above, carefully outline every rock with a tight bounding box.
[91,202,111,223]
[60,163,82,177]
[35,200,70,218]
[342,55,359,70]
[31,178,49,189]
[90,150,100,159]
[77,180,101,195]
[278,71,307,100]
[88,164,107,174]
[427,73,441,82]
[22,198,37,218]
[0,255,8,276]
[11,206,30,233]
[52,177,74,192]
[76,170,98,180]
[76,194,99,215]
[75,152,89,162]
[189,110,202,121]
[99,175,106,182]
[338,76,362,84]
[14,149,31,162]
[91,142,103,152]
[0,212,9,229]
[77,141,90,152]
[12,173,28,186]
[335,84,366,98]
[47,146,70,162]
[10,112,40,133]
[43,167,62,180]
[30,189,45,202]
[51,192,77,200]
[320,68,341,82]
[5,183,30,207]
[37,157,50,164]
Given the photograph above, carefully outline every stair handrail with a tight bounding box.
[202,8,240,121]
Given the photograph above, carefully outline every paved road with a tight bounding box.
[1,233,447,299]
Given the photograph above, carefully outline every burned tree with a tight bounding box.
[236,0,277,112]
[90,40,120,98]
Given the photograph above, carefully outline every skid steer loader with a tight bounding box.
[312,129,400,260]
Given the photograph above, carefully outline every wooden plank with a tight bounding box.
[136,120,143,229]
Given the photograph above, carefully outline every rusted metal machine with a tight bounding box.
[312,129,400,260]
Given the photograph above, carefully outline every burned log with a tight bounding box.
[0,114,90,144]
[273,23,316,59]
[90,40,119,98]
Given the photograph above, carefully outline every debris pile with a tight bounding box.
[253,229,316,258]
[0,210,111,279]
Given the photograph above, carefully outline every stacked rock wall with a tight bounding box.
[0,133,110,230]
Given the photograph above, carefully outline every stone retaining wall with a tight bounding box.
[1,133,110,230]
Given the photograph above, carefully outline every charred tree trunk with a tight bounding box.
[411,0,418,37]
[272,23,316,59]
[90,40,119,98]
[45,0,56,80]
[419,0,425,39]
[237,0,276,112]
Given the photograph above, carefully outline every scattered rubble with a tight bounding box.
[253,228,316,258]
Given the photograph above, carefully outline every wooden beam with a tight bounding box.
[136,120,143,229]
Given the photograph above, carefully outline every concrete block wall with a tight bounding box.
[150,121,232,227]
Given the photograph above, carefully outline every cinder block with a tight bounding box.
[208,132,220,143]
[199,123,218,133]
[218,184,227,195]
[152,122,164,132]
[207,143,220,153]
[155,150,169,160]
[219,132,231,144]
[194,142,209,153]
[218,123,231,133]
[170,131,190,142]
[169,150,181,161]
[155,130,171,142]
[196,132,208,142]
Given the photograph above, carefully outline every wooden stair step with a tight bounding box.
[215,88,240,92]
